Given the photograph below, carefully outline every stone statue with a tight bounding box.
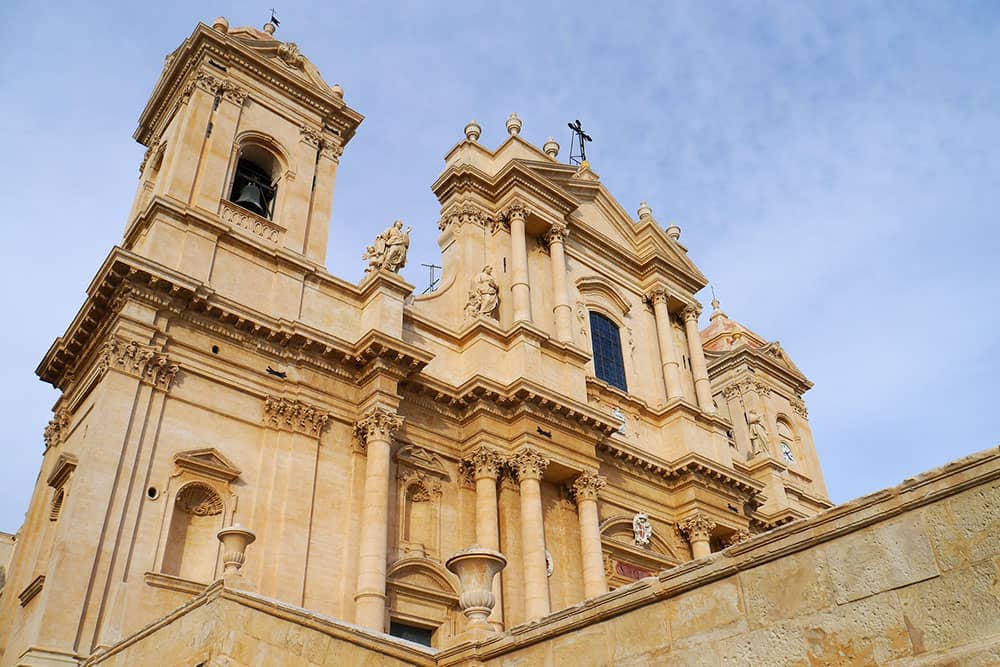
[465,265,499,319]
[363,220,412,273]
[747,409,770,457]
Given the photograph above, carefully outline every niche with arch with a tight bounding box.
[396,468,443,560]
[226,134,289,221]
[600,514,681,589]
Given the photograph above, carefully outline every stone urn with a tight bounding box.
[217,524,256,577]
[445,546,507,626]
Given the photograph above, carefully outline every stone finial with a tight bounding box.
[637,201,654,221]
[710,296,727,321]
[464,120,482,142]
[217,524,256,580]
[665,223,681,241]
[263,21,277,35]
[505,113,522,137]
[446,546,507,628]
[212,17,229,33]
[331,83,344,99]
[543,137,560,158]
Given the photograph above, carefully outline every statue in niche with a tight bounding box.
[464,265,499,319]
[363,220,412,273]
[747,409,770,457]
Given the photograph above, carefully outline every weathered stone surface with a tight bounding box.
[669,575,747,646]
[923,480,1000,572]
[608,604,671,662]
[740,547,833,628]
[796,593,912,665]
[826,514,939,604]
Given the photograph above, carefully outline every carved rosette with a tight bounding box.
[97,337,180,390]
[645,286,669,307]
[263,396,332,436]
[678,513,717,543]
[570,472,607,504]
[459,446,507,482]
[682,303,702,322]
[354,407,403,449]
[791,396,809,419]
[726,529,752,546]
[510,447,549,482]
[43,409,71,449]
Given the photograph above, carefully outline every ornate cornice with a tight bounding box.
[570,471,607,503]
[459,445,507,481]
[354,406,403,449]
[510,447,549,481]
[98,336,180,391]
[263,396,332,436]
[677,512,716,542]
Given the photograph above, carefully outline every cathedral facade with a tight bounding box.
[10,16,975,666]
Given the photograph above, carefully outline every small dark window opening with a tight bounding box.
[229,158,277,219]
[589,311,628,392]
[389,620,433,647]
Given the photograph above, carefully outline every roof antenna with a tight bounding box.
[567,119,592,166]
[421,263,442,294]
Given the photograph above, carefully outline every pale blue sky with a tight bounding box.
[1,2,998,531]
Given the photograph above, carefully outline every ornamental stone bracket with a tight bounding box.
[353,406,404,451]
[97,336,180,391]
[677,512,717,543]
[263,396,332,436]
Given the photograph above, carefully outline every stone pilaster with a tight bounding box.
[353,406,403,631]
[511,447,550,620]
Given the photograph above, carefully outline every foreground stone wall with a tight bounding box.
[88,447,1000,667]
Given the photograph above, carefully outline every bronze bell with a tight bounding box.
[233,182,267,217]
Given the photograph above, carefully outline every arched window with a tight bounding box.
[589,311,628,392]
[228,144,279,219]
[776,419,796,465]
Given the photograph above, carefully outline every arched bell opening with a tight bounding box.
[228,143,281,220]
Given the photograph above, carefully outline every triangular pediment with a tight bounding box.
[174,448,241,482]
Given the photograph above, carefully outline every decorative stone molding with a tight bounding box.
[510,447,549,481]
[438,201,494,232]
[396,444,448,478]
[570,472,607,503]
[18,575,44,607]
[46,453,78,491]
[174,482,224,516]
[43,408,71,450]
[98,336,180,390]
[354,406,403,448]
[678,513,717,543]
[721,384,742,401]
[791,395,809,419]
[300,125,323,147]
[645,286,669,307]
[727,529,752,546]
[400,470,442,502]
[460,446,507,481]
[220,202,284,244]
[263,396,332,436]
[682,304,702,322]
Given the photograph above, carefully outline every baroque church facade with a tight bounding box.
[0,17,837,664]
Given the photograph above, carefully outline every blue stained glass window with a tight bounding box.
[589,312,628,392]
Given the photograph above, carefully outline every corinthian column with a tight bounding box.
[571,472,608,599]
[678,512,716,560]
[462,446,507,629]
[647,286,683,400]
[505,202,533,322]
[546,222,573,342]
[682,304,715,413]
[353,406,403,631]
[511,447,550,620]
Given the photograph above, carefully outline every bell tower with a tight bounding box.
[126,17,362,275]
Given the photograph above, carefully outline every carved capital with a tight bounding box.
[460,446,507,481]
[721,384,742,401]
[354,406,403,448]
[263,396,332,436]
[438,202,494,232]
[570,472,607,504]
[43,409,71,450]
[726,529,752,546]
[219,80,247,104]
[97,336,180,391]
[320,141,344,162]
[645,286,669,307]
[501,201,530,225]
[193,71,222,94]
[300,126,322,147]
[678,513,716,543]
[682,303,702,322]
[790,395,809,419]
[510,447,549,481]
[543,222,570,247]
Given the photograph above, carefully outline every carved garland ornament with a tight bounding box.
[510,447,549,481]
[354,407,403,449]
[263,396,332,436]
[98,337,180,390]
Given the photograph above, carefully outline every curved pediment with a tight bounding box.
[576,276,632,315]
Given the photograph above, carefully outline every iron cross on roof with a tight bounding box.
[567,119,592,165]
